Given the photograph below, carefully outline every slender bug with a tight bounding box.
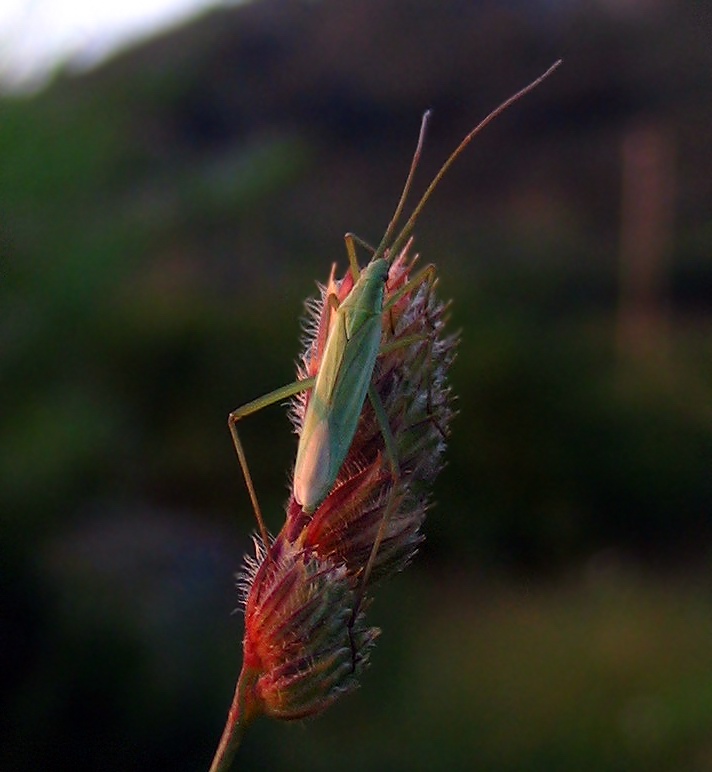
[228,61,561,566]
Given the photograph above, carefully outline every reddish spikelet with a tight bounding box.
[239,240,457,720]
[238,537,378,720]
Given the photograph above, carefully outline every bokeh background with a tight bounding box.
[2,0,712,769]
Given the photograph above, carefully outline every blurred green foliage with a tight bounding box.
[2,0,712,769]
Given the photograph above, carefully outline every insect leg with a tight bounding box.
[228,377,315,551]
[359,384,401,594]
[382,262,449,437]
[343,232,375,281]
[346,383,401,669]
[383,261,437,334]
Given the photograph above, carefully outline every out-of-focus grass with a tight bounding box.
[268,567,712,772]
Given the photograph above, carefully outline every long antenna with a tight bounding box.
[377,59,562,263]
[371,110,432,262]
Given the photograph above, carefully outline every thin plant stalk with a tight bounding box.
[208,665,260,772]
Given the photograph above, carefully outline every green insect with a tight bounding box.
[292,256,391,513]
[228,62,561,558]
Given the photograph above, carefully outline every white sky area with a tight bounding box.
[0,0,232,92]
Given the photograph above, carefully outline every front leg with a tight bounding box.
[228,377,315,552]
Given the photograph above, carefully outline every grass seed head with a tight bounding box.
[238,241,457,721]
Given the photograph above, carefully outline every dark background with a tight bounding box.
[2,0,712,769]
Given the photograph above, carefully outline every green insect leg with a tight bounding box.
[228,377,315,551]
[384,261,449,436]
[343,232,375,281]
[359,384,402,594]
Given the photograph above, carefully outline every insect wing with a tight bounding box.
[294,296,383,512]
[326,311,383,467]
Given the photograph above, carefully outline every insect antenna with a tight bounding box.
[383,59,562,265]
[372,109,432,264]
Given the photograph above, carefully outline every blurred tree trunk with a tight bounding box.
[617,120,676,361]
